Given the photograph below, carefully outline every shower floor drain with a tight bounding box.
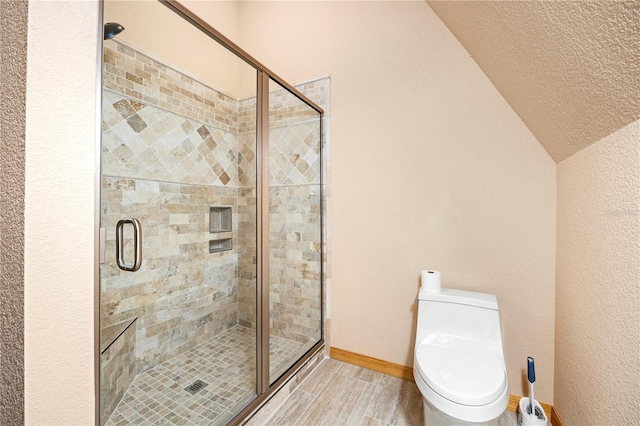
[184,380,208,395]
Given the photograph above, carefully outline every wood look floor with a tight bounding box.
[247,358,518,426]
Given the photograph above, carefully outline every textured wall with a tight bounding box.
[427,1,640,162]
[24,1,99,423]
[237,1,557,402]
[0,1,27,424]
[556,120,640,424]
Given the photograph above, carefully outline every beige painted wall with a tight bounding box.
[236,1,557,402]
[556,119,640,424]
[24,1,99,424]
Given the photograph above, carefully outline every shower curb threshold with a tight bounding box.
[242,345,327,425]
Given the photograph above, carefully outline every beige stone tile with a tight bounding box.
[294,372,376,425]
[365,375,405,423]
[297,358,341,395]
[392,381,423,426]
[244,387,290,426]
[266,389,316,426]
[361,415,391,426]
[497,410,518,425]
[336,361,385,385]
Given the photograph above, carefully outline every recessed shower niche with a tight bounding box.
[98,1,326,425]
[209,206,232,233]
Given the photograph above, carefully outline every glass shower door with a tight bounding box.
[267,79,323,384]
[99,1,259,424]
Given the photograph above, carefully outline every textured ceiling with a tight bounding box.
[427,1,640,162]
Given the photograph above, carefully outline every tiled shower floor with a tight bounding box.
[106,326,315,426]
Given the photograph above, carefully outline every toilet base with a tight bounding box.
[423,398,503,426]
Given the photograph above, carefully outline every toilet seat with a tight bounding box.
[415,337,506,406]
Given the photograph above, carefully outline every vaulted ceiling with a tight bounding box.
[427,1,640,162]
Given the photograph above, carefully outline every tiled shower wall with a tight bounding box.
[101,40,256,375]
[103,42,238,133]
[267,90,322,343]
[101,176,241,371]
[235,85,327,345]
[101,40,328,374]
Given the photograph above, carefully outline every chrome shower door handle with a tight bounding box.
[115,218,142,272]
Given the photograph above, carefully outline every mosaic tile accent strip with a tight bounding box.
[102,91,242,187]
[103,41,240,133]
[105,326,310,426]
[101,177,243,373]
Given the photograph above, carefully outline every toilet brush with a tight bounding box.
[518,357,548,426]
[528,357,535,416]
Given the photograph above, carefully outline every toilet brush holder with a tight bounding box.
[518,397,548,426]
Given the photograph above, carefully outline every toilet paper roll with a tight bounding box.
[421,270,441,293]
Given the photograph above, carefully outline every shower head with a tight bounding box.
[104,22,125,40]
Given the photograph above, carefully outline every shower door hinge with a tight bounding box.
[99,227,106,264]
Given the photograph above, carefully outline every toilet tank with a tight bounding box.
[415,289,504,358]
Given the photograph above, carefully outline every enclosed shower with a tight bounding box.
[98,1,326,424]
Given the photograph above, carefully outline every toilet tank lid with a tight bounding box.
[418,288,498,310]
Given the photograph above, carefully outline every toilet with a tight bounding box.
[413,287,509,425]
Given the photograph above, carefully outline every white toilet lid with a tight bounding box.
[415,339,506,406]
